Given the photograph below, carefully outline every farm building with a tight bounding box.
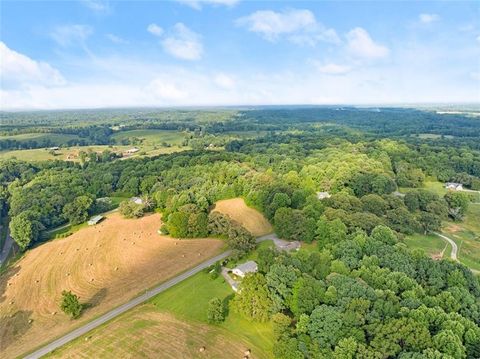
[316,191,331,200]
[88,215,104,226]
[445,182,463,191]
[232,261,258,278]
[125,147,139,154]
[131,197,144,205]
[48,146,60,151]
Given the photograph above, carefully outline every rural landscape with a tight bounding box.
[1,1,480,359]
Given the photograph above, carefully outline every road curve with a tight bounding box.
[433,231,458,261]
[24,250,232,359]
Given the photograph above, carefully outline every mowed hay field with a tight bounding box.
[213,198,273,236]
[47,307,264,359]
[0,213,224,358]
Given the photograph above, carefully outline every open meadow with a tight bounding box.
[0,213,224,358]
[212,198,273,237]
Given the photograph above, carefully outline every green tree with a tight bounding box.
[9,212,41,250]
[232,273,272,322]
[62,195,93,224]
[207,297,225,324]
[60,290,82,319]
[444,192,469,221]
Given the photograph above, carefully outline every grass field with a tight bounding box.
[403,233,450,259]
[111,129,185,146]
[213,198,273,236]
[0,132,80,144]
[46,266,273,359]
[443,203,480,271]
[0,213,224,358]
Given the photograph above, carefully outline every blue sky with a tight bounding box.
[1,0,479,109]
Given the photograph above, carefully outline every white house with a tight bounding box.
[445,182,463,191]
[232,261,258,278]
[316,191,331,200]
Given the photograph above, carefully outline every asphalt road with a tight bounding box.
[0,228,14,266]
[433,231,458,261]
[24,249,232,359]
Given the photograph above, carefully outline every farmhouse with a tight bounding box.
[316,191,331,200]
[232,260,258,278]
[445,182,463,191]
[88,215,104,226]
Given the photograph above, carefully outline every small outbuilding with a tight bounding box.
[125,147,139,154]
[232,261,258,278]
[88,215,104,226]
[316,191,331,200]
[131,197,144,205]
[445,182,463,191]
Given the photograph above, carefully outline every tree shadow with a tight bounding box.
[82,287,108,312]
[0,310,33,350]
[222,293,235,317]
[0,265,21,304]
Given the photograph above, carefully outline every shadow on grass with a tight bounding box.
[0,310,33,350]
[82,287,108,313]
[222,293,234,317]
[0,265,21,304]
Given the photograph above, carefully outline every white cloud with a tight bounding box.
[236,9,339,45]
[51,25,93,47]
[80,0,110,13]
[162,23,203,60]
[419,13,440,24]
[312,61,352,75]
[176,0,240,10]
[477,35,480,43]
[106,33,128,44]
[346,27,389,59]
[214,73,235,89]
[0,42,65,89]
[147,23,164,37]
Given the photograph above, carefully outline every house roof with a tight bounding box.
[88,215,103,223]
[234,260,258,274]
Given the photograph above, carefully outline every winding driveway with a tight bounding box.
[432,231,458,261]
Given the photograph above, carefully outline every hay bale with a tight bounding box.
[244,349,251,356]
[199,346,205,352]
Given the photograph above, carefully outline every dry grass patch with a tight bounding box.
[46,307,262,359]
[213,198,272,236]
[0,213,224,358]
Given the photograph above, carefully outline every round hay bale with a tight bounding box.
[199,346,205,352]
[244,349,251,355]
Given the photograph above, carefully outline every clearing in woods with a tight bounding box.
[0,212,224,358]
[213,198,273,236]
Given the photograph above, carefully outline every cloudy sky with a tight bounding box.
[1,0,479,110]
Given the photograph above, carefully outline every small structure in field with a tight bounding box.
[276,240,301,252]
[445,182,463,191]
[88,215,104,226]
[232,261,258,278]
[125,147,139,155]
[131,197,144,205]
[316,191,331,200]
[48,146,60,151]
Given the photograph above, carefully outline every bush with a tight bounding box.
[60,290,82,319]
[207,297,225,324]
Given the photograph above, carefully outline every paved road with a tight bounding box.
[433,232,458,261]
[24,250,232,359]
[0,227,14,266]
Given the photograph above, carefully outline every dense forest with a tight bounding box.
[1,107,479,358]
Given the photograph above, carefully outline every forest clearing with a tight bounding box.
[212,198,273,237]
